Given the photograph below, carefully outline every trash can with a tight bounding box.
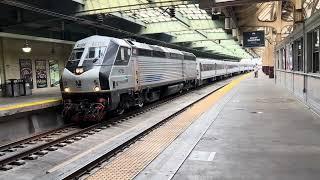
[24,82,32,96]
[0,84,4,97]
[6,79,20,97]
[18,79,32,96]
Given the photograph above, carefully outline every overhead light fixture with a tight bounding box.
[22,40,31,53]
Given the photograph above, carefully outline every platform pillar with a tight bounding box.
[0,38,5,85]
[262,40,275,78]
[0,38,5,84]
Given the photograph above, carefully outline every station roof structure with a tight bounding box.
[0,0,318,60]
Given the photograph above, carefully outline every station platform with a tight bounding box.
[0,87,61,117]
[131,72,320,180]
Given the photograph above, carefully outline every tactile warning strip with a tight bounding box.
[0,98,61,111]
[87,74,250,180]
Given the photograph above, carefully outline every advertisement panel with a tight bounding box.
[49,60,60,87]
[243,31,265,48]
[35,60,47,88]
[19,59,33,89]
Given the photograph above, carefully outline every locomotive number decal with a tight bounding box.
[75,80,82,87]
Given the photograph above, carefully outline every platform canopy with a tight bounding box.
[1,0,316,60]
[76,1,250,59]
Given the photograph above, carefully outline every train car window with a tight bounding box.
[120,48,125,60]
[132,48,137,55]
[88,47,95,58]
[138,49,152,57]
[313,29,319,73]
[153,51,166,58]
[115,47,130,66]
[200,63,217,71]
[126,48,131,59]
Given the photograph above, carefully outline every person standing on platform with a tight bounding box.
[254,64,259,78]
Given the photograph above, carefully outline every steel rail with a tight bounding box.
[0,124,75,152]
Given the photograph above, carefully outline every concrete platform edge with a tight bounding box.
[0,99,62,117]
[134,80,239,180]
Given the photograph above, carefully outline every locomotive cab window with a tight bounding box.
[85,47,107,64]
[69,48,84,61]
[66,48,84,72]
[115,47,131,66]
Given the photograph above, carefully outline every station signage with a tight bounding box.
[243,31,265,48]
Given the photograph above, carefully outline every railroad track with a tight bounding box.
[0,124,84,170]
[0,74,241,175]
[0,124,76,153]
[0,82,203,171]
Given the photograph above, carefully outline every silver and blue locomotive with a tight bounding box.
[61,35,253,122]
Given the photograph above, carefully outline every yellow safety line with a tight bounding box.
[0,98,62,111]
[87,73,251,180]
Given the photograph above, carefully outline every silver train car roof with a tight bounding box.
[73,35,131,49]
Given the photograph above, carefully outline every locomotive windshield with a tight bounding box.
[85,46,107,65]
[69,48,84,61]
[66,48,84,72]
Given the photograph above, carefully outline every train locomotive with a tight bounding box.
[61,35,254,122]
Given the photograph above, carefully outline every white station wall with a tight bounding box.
[0,37,72,89]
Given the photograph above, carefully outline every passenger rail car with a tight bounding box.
[61,35,253,122]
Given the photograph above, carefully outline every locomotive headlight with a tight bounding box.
[64,87,70,93]
[94,86,100,92]
[75,67,84,74]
